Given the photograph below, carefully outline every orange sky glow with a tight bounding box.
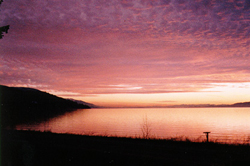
[0,0,250,107]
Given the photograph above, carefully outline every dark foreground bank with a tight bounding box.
[2,130,250,166]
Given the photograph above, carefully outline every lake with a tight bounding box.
[16,107,250,144]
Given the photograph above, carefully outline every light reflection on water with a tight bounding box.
[16,107,250,144]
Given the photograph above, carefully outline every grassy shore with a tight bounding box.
[2,129,250,166]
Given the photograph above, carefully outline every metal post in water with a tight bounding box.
[203,132,211,142]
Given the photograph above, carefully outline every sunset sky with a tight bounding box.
[0,0,250,107]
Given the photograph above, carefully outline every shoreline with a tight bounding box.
[2,129,250,165]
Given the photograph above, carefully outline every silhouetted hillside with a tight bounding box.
[231,102,250,107]
[67,98,99,108]
[165,102,250,108]
[0,85,90,127]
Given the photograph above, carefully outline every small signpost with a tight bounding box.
[203,132,211,142]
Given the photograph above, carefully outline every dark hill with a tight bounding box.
[68,98,99,108]
[0,85,90,127]
[232,102,250,107]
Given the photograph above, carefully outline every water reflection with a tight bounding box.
[16,107,250,144]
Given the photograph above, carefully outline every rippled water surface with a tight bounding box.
[16,107,250,143]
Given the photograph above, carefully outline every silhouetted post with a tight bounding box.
[203,132,210,142]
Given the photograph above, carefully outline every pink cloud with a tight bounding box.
[0,0,249,102]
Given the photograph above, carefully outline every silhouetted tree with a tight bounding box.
[0,0,10,39]
[141,115,151,139]
[0,25,9,39]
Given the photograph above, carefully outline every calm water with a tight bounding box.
[16,107,250,143]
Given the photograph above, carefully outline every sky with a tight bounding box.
[0,0,250,107]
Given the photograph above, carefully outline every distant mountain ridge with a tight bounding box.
[103,102,250,108]
[168,102,250,108]
[67,98,99,108]
[231,102,250,107]
[0,85,91,127]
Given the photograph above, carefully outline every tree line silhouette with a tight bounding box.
[0,0,10,39]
